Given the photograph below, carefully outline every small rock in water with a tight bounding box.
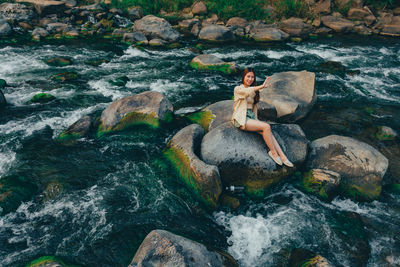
[376,126,398,141]
[44,56,72,67]
[29,93,56,104]
[51,71,79,82]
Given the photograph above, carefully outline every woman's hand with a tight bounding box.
[262,77,271,88]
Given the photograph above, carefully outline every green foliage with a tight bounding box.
[204,0,266,20]
[273,0,309,19]
[365,0,396,9]
[109,0,192,14]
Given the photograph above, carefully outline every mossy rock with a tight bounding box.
[190,54,237,75]
[108,76,129,86]
[84,58,109,67]
[168,42,182,49]
[29,93,56,104]
[220,194,240,209]
[99,18,113,29]
[340,174,382,201]
[25,255,81,267]
[385,184,400,194]
[51,72,79,82]
[0,78,6,89]
[0,175,38,215]
[376,126,398,141]
[44,57,72,67]
[187,110,215,132]
[302,169,340,201]
[57,115,93,142]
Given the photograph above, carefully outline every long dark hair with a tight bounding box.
[241,68,260,104]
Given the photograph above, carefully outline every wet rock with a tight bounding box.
[112,28,126,38]
[191,1,207,15]
[29,93,56,103]
[43,181,63,200]
[123,31,148,44]
[57,115,93,141]
[220,194,240,209]
[84,58,109,66]
[16,0,66,16]
[127,6,142,20]
[0,175,38,215]
[0,19,12,37]
[354,25,372,35]
[198,25,235,42]
[191,22,201,36]
[258,70,316,122]
[190,54,237,75]
[32,27,49,40]
[98,91,173,136]
[201,122,309,197]
[302,169,341,200]
[313,0,332,15]
[334,0,364,9]
[51,71,79,82]
[321,15,354,32]
[347,8,371,20]
[0,78,6,89]
[306,135,389,201]
[44,56,72,67]
[288,248,333,267]
[132,15,181,42]
[0,3,35,22]
[149,38,166,46]
[46,22,68,33]
[178,18,200,31]
[279,17,313,37]
[25,256,68,267]
[0,89,6,108]
[249,24,289,41]
[376,126,398,141]
[129,229,238,267]
[380,16,400,37]
[108,75,129,86]
[187,100,233,132]
[164,124,221,208]
[317,61,346,76]
[18,21,32,30]
[226,17,248,28]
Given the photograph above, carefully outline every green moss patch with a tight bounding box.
[51,72,79,82]
[0,78,7,89]
[187,110,215,131]
[189,61,236,75]
[376,126,397,141]
[302,170,329,200]
[97,111,160,137]
[44,57,72,67]
[341,182,381,202]
[163,146,218,208]
[29,93,56,104]
[26,255,81,267]
[57,131,82,141]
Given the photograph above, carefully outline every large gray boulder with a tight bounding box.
[0,19,11,37]
[258,70,316,122]
[380,16,400,37]
[132,15,181,42]
[15,0,66,16]
[164,124,222,208]
[198,25,235,42]
[129,230,238,267]
[306,135,389,201]
[201,122,309,196]
[321,15,354,32]
[249,24,289,41]
[0,3,35,22]
[279,17,313,37]
[98,91,173,136]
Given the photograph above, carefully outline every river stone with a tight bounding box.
[164,124,222,208]
[376,126,398,141]
[306,135,389,201]
[334,0,364,9]
[46,22,68,33]
[198,25,235,42]
[249,24,289,41]
[354,25,372,35]
[313,0,331,15]
[380,16,400,37]
[190,54,237,75]
[226,17,248,28]
[178,18,200,30]
[0,19,11,36]
[187,100,233,132]
[321,15,354,32]
[279,17,313,37]
[29,93,56,103]
[98,91,173,135]
[16,0,66,16]
[201,122,309,196]
[149,38,166,46]
[132,15,181,42]
[51,71,79,82]
[25,256,66,267]
[44,56,72,66]
[192,1,207,15]
[129,229,237,267]
[288,248,334,267]
[127,6,142,20]
[58,115,93,141]
[0,78,6,88]
[258,70,316,122]
[32,27,49,40]
[0,89,6,108]
[347,8,370,20]
[303,169,341,201]
[0,3,35,22]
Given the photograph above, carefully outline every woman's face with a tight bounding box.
[243,72,255,87]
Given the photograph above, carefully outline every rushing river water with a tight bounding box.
[0,35,399,267]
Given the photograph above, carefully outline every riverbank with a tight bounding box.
[0,0,400,47]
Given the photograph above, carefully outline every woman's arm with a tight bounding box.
[253,76,271,92]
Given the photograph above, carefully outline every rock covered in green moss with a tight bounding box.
[306,135,388,201]
[0,78,6,89]
[129,229,238,267]
[164,124,221,208]
[51,71,79,82]
[0,175,38,215]
[29,93,56,103]
[44,56,72,67]
[201,122,309,197]
[0,89,6,108]
[57,115,93,141]
[190,54,237,74]
[98,91,173,136]
[187,100,232,132]
[288,248,333,267]
[376,126,398,141]
[302,169,341,201]
[25,255,74,267]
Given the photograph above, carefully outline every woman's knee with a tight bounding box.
[262,123,271,132]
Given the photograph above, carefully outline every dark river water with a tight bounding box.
[0,35,399,267]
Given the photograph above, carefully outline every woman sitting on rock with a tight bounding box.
[231,68,293,167]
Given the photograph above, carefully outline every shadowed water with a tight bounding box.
[0,36,399,266]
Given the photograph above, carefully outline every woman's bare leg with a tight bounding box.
[271,134,288,161]
[242,119,278,156]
